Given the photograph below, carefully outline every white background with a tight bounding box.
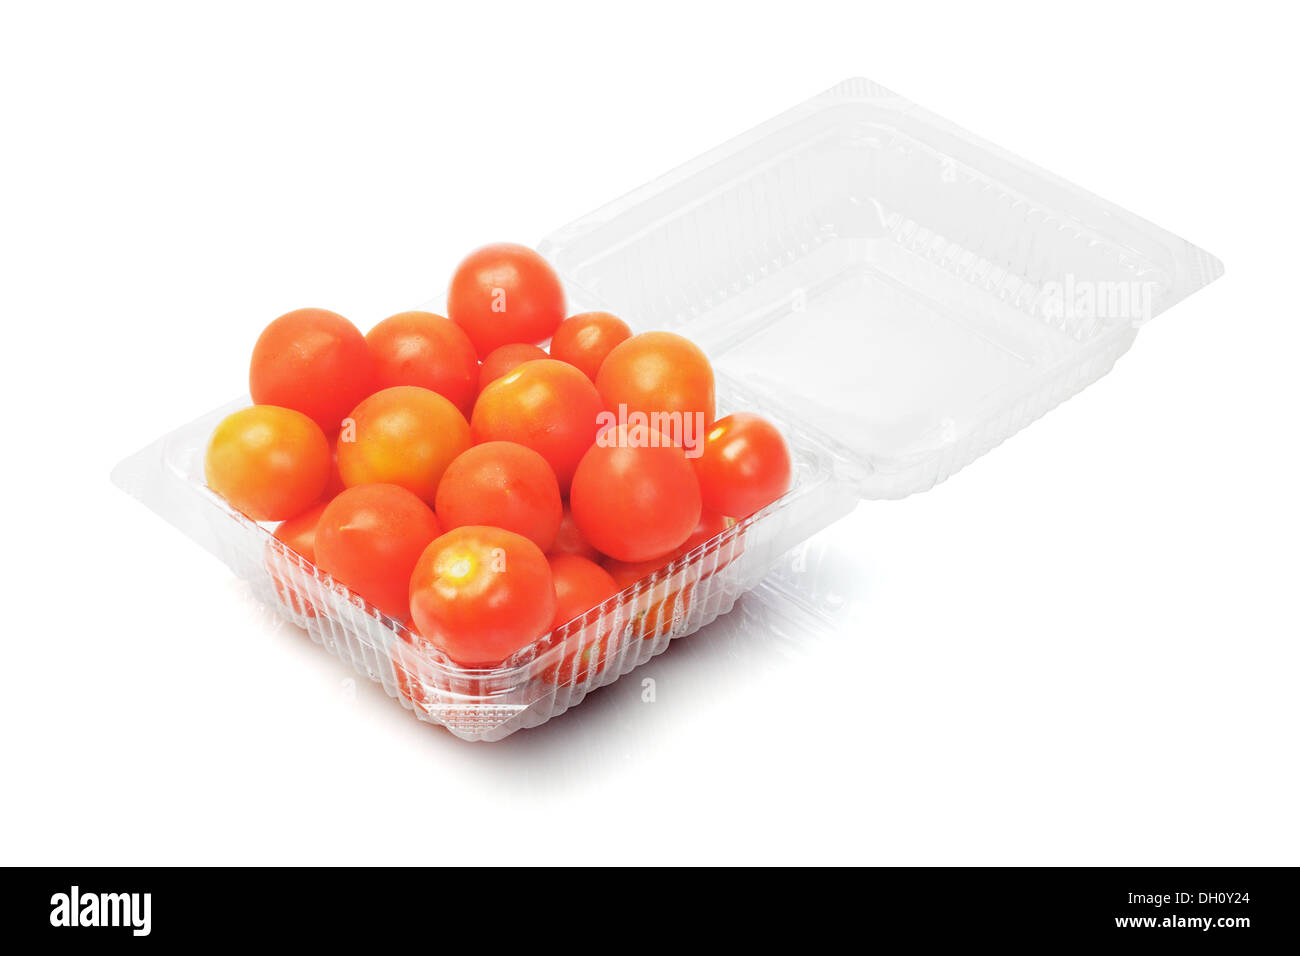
[2,1,1295,865]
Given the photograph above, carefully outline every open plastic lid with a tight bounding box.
[538,78,1222,499]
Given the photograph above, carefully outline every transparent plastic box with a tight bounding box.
[113,78,1222,741]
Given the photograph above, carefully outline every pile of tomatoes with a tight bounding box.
[205,243,792,669]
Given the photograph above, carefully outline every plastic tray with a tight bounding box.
[113,77,1222,741]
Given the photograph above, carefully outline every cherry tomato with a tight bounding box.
[569,423,702,563]
[595,331,715,452]
[604,557,665,591]
[602,511,732,587]
[470,359,603,493]
[409,526,557,666]
[314,483,442,621]
[682,510,735,557]
[337,386,470,503]
[268,499,331,618]
[250,308,374,432]
[205,405,331,521]
[549,505,602,562]
[536,555,618,686]
[539,630,613,687]
[393,632,437,714]
[394,627,501,707]
[694,412,793,518]
[447,243,565,358]
[434,441,562,552]
[549,311,632,382]
[597,513,726,643]
[272,499,330,563]
[549,553,620,630]
[365,311,479,417]
[478,342,548,393]
[321,433,346,500]
[604,557,695,642]
[605,511,742,642]
[635,583,693,641]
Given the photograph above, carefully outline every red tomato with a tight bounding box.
[601,513,737,643]
[604,559,695,642]
[205,405,331,521]
[539,631,613,687]
[321,433,346,500]
[694,412,793,518]
[549,311,632,382]
[682,510,735,556]
[365,311,479,417]
[470,359,603,493]
[478,342,548,393]
[549,553,620,630]
[434,441,563,552]
[314,483,442,621]
[409,526,557,666]
[599,514,724,642]
[604,557,664,591]
[595,331,715,452]
[394,627,501,707]
[602,511,732,587]
[337,386,470,503]
[268,499,331,618]
[393,632,437,714]
[447,243,565,357]
[569,423,702,563]
[538,555,620,686]
[549,505,602,562]
[250,308,374,432]
[272,499,330,563]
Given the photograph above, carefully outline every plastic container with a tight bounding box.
[112,78,1222,741]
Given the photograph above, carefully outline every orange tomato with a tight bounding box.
[205,405,331,521]
[434,441,563,552]
[478,343,549,393]
[470,359,603,493]
[314,483,442,621]
[595,331,716,452]
[337,386,470,503]
[447,243,566,357]
[409,526,557,666]
[549,311,632,382]
[250,308,374,432]
[365,311,479,417]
